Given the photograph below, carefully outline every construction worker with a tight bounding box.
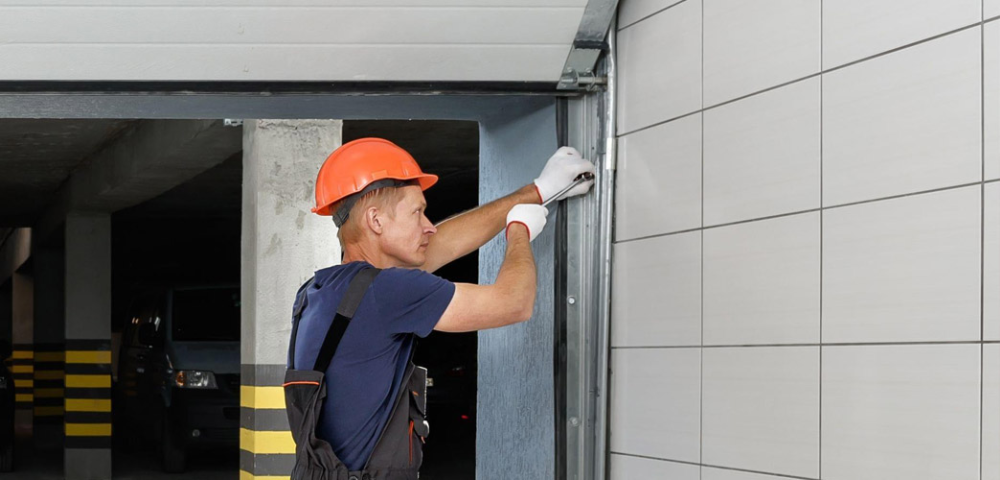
[284,138,595,480]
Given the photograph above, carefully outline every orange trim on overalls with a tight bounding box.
[408,420,414,464]
[282,381,321,387]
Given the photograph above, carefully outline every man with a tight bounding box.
[284,138,595,480]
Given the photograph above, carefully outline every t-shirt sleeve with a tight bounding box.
[373,268,456,338]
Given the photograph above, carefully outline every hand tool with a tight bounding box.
[541,172,596,208]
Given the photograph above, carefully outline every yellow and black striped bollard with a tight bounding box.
[64,340,112,449]
[11,345,33,414]
[240,365,295,480]
[33,344,65,427]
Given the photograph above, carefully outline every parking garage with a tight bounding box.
[0,116,496,478]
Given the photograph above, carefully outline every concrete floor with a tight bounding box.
[8,436,472,479]
[9,437,237,480]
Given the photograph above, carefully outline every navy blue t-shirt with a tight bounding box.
[290,261,455,471]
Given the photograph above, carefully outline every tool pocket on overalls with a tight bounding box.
[407,366,429,467]
[283,369,326,447]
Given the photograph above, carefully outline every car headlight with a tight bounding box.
[173,370,217,389]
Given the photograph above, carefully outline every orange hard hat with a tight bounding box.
[312,138,438,225]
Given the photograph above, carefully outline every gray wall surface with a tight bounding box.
[478,99,558,479]
[609,1,1000,479]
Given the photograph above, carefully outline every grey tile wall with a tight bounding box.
[822,187,982,343]
[609,454,700,479]
[611,1,997,478]
[701,467,800,480]
[703,213,820,346]
[986,182,1000,340]
[617,0,701,135]
[703,0,819,107]
[823,29,981,207]
[990,0,1000,21]
[822,0,980,69]
[704,77,820,225]
[822,345,981,480]
[984,345,1000,480]
[987,21,1000,181]
[702,347,819,478]
[609,348,701,462]
[612,231,701,347]
[618,0,685,29]
[615,113,702,240]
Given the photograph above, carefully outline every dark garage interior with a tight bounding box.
[1,118,480,479]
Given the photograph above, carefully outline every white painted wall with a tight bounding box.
[0,0,586,82]
[609,1,1000,479]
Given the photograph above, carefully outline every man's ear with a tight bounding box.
[365,206,384,235]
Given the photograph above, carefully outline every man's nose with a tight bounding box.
[423,215,437,235]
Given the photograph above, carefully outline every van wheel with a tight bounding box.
[160,417,186,473]
[0,442,13,472]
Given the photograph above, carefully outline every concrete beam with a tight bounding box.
[35,120,242,241]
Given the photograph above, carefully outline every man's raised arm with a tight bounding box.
[420,147,595,273]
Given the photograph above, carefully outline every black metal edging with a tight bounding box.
[553,96,570,480]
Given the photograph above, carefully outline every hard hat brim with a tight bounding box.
[311,172,439,216]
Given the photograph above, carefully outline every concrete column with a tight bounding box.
[33,248,65,449]
[12,271,33,437]
[240,120,341,478]
[64,213,112,480]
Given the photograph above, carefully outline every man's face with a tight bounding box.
[379,186,437,268]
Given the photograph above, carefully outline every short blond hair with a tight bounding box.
[336,186,407,247]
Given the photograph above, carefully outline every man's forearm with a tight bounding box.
[493,226,537,320]
[423,184,541,272]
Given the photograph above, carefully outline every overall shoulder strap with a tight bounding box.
[287,276,316,370]
[312,267,381,373]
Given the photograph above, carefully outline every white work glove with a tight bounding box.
[533,146,597,203]
[506,204,549,242]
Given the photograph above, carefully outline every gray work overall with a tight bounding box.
[284,268,430,480]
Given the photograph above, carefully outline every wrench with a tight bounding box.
[541,172,596,208]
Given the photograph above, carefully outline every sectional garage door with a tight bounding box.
[0,0,588,82]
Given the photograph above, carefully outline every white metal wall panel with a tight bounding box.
[823,29,981,207]
[984,346,1000,480]
[986,183,1000,341]
[986,20,1000,181]
[822,345,980,480]
[610,1,997,479]
[822,0,980,69]
[0,0,587,82]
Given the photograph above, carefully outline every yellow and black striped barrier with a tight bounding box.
[64,340,111,449]
[33,344,65,423]
[11,345,33,411]
[240,364,294,480]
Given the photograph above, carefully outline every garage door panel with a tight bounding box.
[0,0,590,82]
[0,7,583,45]
[0,44,573,82]
[0,0,587,6]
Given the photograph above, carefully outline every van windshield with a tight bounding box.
[172,288,241,342]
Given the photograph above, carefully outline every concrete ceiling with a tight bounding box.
[0,119,137,226]
[120,119,480,221]
[1,119,479,227]
[343,120,479,183]
[114,152,244,220]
